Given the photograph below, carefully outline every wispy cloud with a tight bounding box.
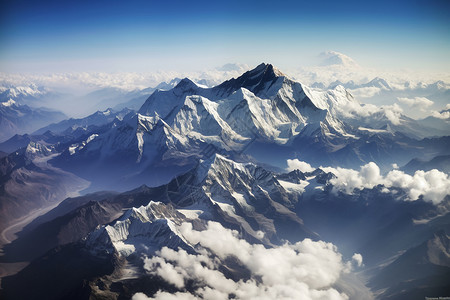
[0,64,250,92]
[397,97,434,111]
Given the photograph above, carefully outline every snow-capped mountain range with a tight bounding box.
[0,63,449,300]
[39,63,446,191]
[0,98,66,142]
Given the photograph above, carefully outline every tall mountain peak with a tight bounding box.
[254,63,284,76]
[213,63,285,98]
[174,78,199,92]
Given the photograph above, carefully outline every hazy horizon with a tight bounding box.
[1,0,449,73]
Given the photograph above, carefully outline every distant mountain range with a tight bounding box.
[0,99,66,142]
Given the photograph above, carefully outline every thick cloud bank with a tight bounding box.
[320,163,450,205]
[0,64,250,92]
[384,169,450,204]
[133,222,359,300]
[286,159,450,204]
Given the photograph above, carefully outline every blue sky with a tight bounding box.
[1,0,449,73]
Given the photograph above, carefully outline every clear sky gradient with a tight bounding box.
[1,0,449,73]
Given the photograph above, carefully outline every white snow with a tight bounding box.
[68,146,77,155]
[278,179,309,194]
[1,99,16,107]
[231,191,254,211]
[136,131,144,162]
[87,202,190,258]
[177,209,203,219]
[67,63,422,168]
[68,134,98,155]
[86,134,98,143]
[358,127,389,133]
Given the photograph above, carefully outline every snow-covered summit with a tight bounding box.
[212,63,285,98]
[86,201,189,257]
[319,51,360,68]
[1,99,17,107]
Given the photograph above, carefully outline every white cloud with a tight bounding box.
[333,101,377,119]
[381,103,403,125]
[289,160,450,205]
[431,110,450,120]
[319,51,360,68]
[135,221,357,300]
[292,53,450,88]
[347,87,381,99]
[287,159,315,173]
[359,162,382,185]
[322,162,382,194]
[1,71,175,92]
[330,97,403,126]
[133,292,197,300]
[215,63,250,73]
[384,169,450,205]
[322,163,450,205]
[0,65,251,94]
[397,97,434,111]
[351,253,363,268]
